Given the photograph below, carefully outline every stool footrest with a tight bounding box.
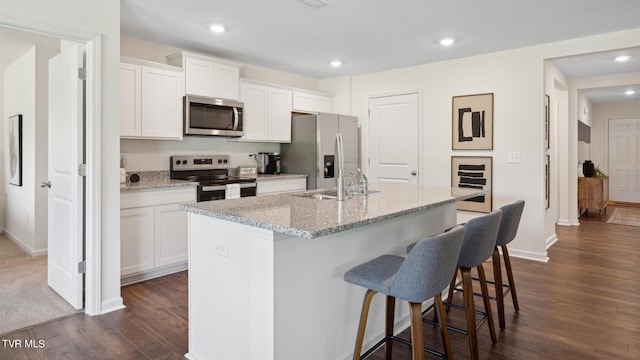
[360,334,446,359]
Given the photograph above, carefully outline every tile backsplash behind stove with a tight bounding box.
[120,138,280,172]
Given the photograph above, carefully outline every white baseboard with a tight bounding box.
[508,248,549,262]
[557,218,580,226]
[100,297,125,315]
[120,261,188,286]
[4,230,47,256]
[545,233,558,250]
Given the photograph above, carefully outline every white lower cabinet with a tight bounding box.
[257,177,307,195]
[120,187,195,284]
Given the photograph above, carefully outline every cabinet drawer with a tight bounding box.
[121,187,196,209]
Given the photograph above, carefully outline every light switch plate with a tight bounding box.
[508,152,521,164]
[214,239,229,257]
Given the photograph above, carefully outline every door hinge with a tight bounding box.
[78,163,87,176]
[78,260,86,274]
[78,67,86,80]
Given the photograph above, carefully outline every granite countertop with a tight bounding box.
[120,171,197,193]
[180,182,483,239]
[256,173,308,180]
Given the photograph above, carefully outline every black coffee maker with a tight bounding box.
[256,152,281,174]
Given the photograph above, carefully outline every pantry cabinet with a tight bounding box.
[120,58,184,140]
[120,187,196,284]
[240,80,292,142]
[167,51,240,100]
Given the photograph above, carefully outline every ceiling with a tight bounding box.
[2,1,638,103]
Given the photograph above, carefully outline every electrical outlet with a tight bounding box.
[213,239,229,257]
[507,152,521,164]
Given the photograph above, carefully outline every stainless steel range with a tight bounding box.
[170,155,257,202]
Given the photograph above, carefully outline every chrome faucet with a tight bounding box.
[335,133,346,201]
[348,168,369,196]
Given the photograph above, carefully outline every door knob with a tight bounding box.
[410,171,417,176]
[40,181,52,188]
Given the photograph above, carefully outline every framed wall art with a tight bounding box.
[9,114,23,186]
[452,93,493,150]
[451,156,493,213]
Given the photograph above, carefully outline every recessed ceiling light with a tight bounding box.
[615,55,631,62]
[209,24,226,33]
[330,60,342,67]
[625,90,635,95]
[440,38,455,46]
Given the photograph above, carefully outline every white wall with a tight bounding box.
[3,48,37,252]
[1,0,122,313]
[324,28,640,261]
[2,45,56,255]
[592,100,640,175]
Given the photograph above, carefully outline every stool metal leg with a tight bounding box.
[492,247,506,329]
[502,245,519,311]
[434,293,452,360]
[409,302,425,360]
[477,264,497,344]
[460,267,479,360]
[385,296,395,360]
[353,289,377,360]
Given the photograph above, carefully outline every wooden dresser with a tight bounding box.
[578,177,609,217]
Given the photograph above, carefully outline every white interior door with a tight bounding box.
[368,93,420,183]
[609,118,640,203]
[47,43,84,309]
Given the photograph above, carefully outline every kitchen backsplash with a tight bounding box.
[121,138,280,172]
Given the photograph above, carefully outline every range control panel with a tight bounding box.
[170,155,230,171]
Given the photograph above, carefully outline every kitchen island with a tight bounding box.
[180,183,482,360]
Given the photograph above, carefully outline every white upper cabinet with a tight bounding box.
[168,51,240,100]
[292,91,333,113]
[120,57,184,140]
[240,80,293,143]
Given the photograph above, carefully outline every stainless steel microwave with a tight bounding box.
[183,95,244,137]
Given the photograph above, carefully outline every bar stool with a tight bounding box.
[344,225,465,360]
[445,210,502,360]
[492,200,525,329]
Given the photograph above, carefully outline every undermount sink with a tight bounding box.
[292,189,380,200]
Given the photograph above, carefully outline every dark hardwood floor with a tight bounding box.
[1,206,638,359]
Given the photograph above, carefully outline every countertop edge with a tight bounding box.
[180,195,466,239]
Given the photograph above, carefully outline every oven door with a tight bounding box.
[184,95,243,137]
[239,183,257,197]
[198,185,226,202]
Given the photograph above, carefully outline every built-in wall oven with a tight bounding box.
[183,96,244,137]
[170,155,256,202]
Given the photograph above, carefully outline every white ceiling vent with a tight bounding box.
[300,0,330,9]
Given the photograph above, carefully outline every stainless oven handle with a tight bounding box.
[201,185,227,191]
[232,107,239,131]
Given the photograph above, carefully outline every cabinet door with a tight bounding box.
[257,178,307,195]
[140,67,183,139]
[120,207,155,276]
[155,204,188,267]
[241,83,269,141]
[120,62,141,137]
[268,88,293,142]
[213,63,240,100]
[184,56,215,97]
[315,95,333,113]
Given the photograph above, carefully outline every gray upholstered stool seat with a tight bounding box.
[491,200,525,329]
[344,225,465,360]
[444,210,502,360]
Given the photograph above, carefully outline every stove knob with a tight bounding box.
[175,160,180,165]
[182,160,187,165]
[223,159,228,164]
[218,159,223,164]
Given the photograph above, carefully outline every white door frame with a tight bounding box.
[1,18,102,315]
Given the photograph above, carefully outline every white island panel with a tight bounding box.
[186,199,457,360]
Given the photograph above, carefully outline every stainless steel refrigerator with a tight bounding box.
[281,113,359,190]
